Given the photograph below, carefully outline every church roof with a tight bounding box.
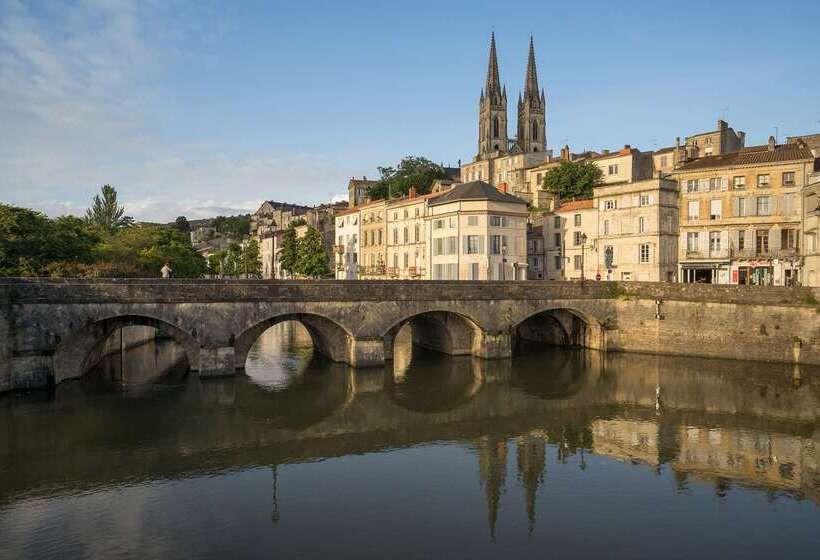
[428,181,527,206]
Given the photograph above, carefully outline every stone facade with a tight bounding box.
[358,199,387,278]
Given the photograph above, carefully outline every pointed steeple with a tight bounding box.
[524,36,540,100]
[485,32,502,99]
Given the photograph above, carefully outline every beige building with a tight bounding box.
[800,173,820,286]
[385,189,436,279]
[683,119,745,159]
[358,199,388,278]
[545,199,598,281]
[671,139,815,285]
[347,177,378,208]
[588,146,654,185]
[427,181,529,280]
[594,178,679,282]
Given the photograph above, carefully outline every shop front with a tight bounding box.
[731,259,801,286]
[680,262,730,284]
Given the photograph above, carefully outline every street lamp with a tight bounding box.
[580,233,588,282]
[501,244,507,281]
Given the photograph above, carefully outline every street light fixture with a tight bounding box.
[580,233,588,282]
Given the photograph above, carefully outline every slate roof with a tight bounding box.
[672,144,814,172]
[427,181,527,206]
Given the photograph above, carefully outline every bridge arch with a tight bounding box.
[381,310,483,360]
[511,306,605,353]
[234,313,353,369]
[52,314,200,386]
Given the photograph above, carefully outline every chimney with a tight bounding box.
[409,186,417,199]
[675,137,680,148]
[717,119,728,131]
[363,175,367,180]
[768,136,776,151]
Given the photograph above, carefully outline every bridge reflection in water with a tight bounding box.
[1,322,820,558]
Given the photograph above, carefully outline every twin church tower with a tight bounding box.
[478,33,547,160]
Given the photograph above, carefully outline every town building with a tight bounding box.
[385,188,436,279]
[334,207,360,279]
[544,199,598,281]
[427,181,529,280]
[460,34,551,206]
[526,223,546,280]
[683,119,746,159]
[347,177,378,208]
[670,138,815,285]
[358,199,388,278]
[593,178,679,282]
[800,173,820,286]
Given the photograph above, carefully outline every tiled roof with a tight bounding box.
[654,146,676,155]
[672,144,814,172]
[556,199,594,212]
[427,181,527,206]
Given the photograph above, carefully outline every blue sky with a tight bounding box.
[1,0,819,222]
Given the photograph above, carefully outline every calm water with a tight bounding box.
[2,324,820,559]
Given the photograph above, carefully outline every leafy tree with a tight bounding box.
[137,228,207,278]
[0,205,98,277]
[85,185,134,233]
[175,216,191,233]
[367,156,448,200]
[212,214,250,239]
[207,252,224,276]
[295,226,330,278]
[94,224,205,278]
[542,160,603,200]
[239,239,262,278]
[279,224,298,277]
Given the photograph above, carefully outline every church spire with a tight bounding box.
[485,32,502,99]
[524,35,539,100]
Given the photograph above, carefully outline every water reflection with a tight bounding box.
[2,327,820,558]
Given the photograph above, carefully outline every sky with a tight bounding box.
[1,0,819,222]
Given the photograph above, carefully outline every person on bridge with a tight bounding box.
[161,263,173,279]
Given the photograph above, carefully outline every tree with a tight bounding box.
[279,224,298,277]
[239,239,262,278]
[542,160,603,200]
[367,156,448,200]
[85,185,134,233]
[94,224,205,278]
[175,216,191,234]
[212,214,250,239]
[295,226,330,278]
[207,252,224,276]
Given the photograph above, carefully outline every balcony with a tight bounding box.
[408,266,426,278]
[732,248,799,260]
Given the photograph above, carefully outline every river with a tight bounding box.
[1,323,819,559]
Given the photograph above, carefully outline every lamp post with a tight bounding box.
[501,244,507,281]
[580,233,588,282]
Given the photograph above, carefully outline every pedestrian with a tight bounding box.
[161,262,173,279]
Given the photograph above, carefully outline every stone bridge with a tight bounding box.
[3,278,820,392]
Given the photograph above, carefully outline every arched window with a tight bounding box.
[493,117,499,138]
[532,121,538,140]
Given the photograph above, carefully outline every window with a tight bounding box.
[604,199,617,210]
[574,255,582,270]
[433,219,445,230]
[640,195,650,207]
[686,179,699,193]
[686,232,699,252]
[489,235,504,255]
[553,216,561,228]
[757,174,770,187]
[414,225,419,242]
[782,172,796,187]
[393,254,398,268]
[608,164,619,175]
[781,229,798,250]
[756,196,771,216]
[465,235,481,254]
[733,176,746,190]
[639,243,650,263]
[574,214,582,226]
[603,220,609,235]
[709,231,721,252]
[708,178,720,192]
[392,229,398,244]
[665,214,674,233]
[660,155,668,168]
[415,208,420,217]
[489,215,508,227]
[377,230,382,245]
[433,238,444,256]
[446,263,458,280]
[638,216,645,233]
[403,227,408,243]
[710,199,722,220]
[734,197,747,217]
[469,263,480,280]
[574,231,584,246]
[446,236,458,255]
[756,230,769,254]
[554,255,562,270]
[736,230,745,251]
[433,264,444,280]
[467,215,478,226]
[449,217,456,228]
[403,209,408,218]
[554,233,561,247]
[688,200,699,221]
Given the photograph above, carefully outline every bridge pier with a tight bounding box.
[349,338,386,368]
[199,346,236,377]
[473,331,512,360]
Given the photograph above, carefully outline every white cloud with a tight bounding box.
[0,0,356,222]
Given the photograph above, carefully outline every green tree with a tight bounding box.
[85,185,134,233]
[295,226,330,278]
[94,224,205,278]
[542,160,603,200]
[175,216,191,233]
[212,214,250,239]
[279,224,298,277]
[239,239,262,278]
[207,252,224,276]
[0,205,98,277]
[367,156,448,200]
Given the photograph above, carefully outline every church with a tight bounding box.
[460,34,552,206]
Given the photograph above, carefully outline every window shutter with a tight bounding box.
[770,226,782,250]
[649,195,654,205]
[721,177,729,191]
[479,235,485,254]
[700,232,708,254]
[700,178,709,192]
[732,197,740,216]
[720,230,729,251]
[748,197,757,216]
